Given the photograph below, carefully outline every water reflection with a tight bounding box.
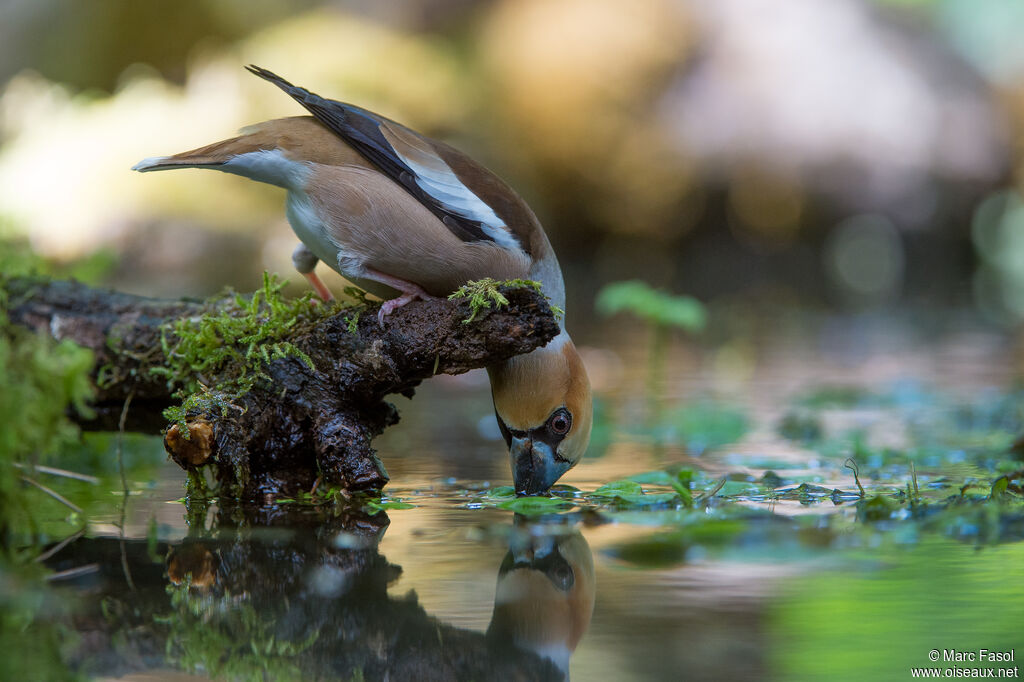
[56,502,594,681]
[488,518,595,679]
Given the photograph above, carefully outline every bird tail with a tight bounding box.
[131,117,311,174]
[245,65,309,102]
[243,65,377,141]
[131,136,244,172]
[244,65,336,118]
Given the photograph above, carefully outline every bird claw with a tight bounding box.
[377,295,414,327]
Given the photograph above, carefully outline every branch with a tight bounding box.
[5,276,559,497]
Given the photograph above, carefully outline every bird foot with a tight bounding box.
[377,291,434,326]
[362,267,437,326]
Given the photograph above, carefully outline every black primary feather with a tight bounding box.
[245,65,494,245]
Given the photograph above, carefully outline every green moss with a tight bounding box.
[165,585,320,682]
[345,310,360,334]
[155,272,354,434]
[448,277,548,324]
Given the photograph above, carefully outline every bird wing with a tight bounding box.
[246,65,531,255]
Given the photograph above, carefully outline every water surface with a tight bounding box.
[38,313,1024,681]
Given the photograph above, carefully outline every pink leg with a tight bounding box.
[362,267,437,326]
[292,243,334,302]
[303,271,335,303]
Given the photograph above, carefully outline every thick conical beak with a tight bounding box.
[510,435,571,496]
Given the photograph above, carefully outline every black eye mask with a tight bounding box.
[497,545,575,592]
[495,408,572,458]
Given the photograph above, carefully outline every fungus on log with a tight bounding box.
[4,276,559,498]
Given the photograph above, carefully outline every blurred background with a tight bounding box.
[5,5,1024,681]
[3,0,1024,326]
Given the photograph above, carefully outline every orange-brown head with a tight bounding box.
[488,331,592,495]
[487,523,596,675]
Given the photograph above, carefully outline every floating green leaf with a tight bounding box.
[498,496,574,514]
[593,480,644,497]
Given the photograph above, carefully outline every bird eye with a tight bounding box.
[548,409,571,436]
[547,560,575,591]
[553,564,575,591]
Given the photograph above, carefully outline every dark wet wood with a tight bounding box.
[4,276,560,497]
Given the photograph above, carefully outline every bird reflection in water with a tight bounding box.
[153,507,595,680]
[488,518,596,680]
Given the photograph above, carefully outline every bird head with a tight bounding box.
[488,332,592,495]
[487,520,596,677]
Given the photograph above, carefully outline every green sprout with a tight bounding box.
[595,280,706,331]
[595,280,707,419]
[345,310,360,335]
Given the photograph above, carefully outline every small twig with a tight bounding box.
[117,392,137,592]
[34,528,86,564]
[45,564,100,581]
[116,391,134,494]
[21,476,82,514]
[696,477,728,503]
[12,462,99,484]
[844,458,865,498]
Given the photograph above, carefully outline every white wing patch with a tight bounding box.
[380,123,521,252]
[222,149,312,190]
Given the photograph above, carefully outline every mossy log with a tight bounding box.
[4,277,559,497]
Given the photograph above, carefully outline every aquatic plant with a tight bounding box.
[595,280,706,332]
[0,275,95,554]
[0,238,117,682]
[595,279,707,422]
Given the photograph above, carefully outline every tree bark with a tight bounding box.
[4,277,559,497]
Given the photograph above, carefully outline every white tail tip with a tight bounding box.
[131,156,169,172]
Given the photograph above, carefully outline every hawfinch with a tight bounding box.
[134,66,592,494]
[487,524,595,677]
